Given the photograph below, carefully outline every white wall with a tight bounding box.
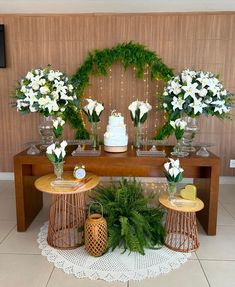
[0,0,235,13]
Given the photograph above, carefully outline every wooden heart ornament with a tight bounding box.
[180,185,197,200]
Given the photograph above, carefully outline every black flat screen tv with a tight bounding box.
[0,24,6,68]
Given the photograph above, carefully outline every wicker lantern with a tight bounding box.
[85,202,108,257]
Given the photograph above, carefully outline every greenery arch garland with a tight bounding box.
[65,42,174,139]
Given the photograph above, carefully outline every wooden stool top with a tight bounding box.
[159,193,204,212]
[35,171,100,195]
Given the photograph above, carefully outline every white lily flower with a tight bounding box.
[38,97,47,106]
[189,98,207,115]
[171,96,185,111]
[168,81,182,95]
[95,103,104,116]
[182,82,200,99]
[139,104,149,119]
[169,158,180,168]
[169,166,181,178]
[60,140,67,149]
[26,72,34,80]
[46,143,56,154]
[164,162,170,172]
[199,88,207,97]
[128,101,139,118]
[29,106,37,112]
[54,147,62,159]
[40,86,50,95]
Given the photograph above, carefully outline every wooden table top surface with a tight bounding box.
[159,193,204,212]
[34,171,100,195]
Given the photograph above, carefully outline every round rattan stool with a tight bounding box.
[159,194,204,252]
[35,171,99,249]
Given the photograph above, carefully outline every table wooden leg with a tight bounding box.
[194,164,219,235]
[14,161,43,232]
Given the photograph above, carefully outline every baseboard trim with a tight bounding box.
[0,172,234,184]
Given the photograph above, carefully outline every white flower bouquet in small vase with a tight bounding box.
[52,116,65,143]
[82,99,104,149]
[164,158,184,202]
[128,100,152,148]
[46,140,67,181]
[170,118,188,157]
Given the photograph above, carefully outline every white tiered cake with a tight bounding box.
[104,111,128,152]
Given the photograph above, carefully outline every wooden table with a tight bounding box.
[159,194,204,252]
[35,172,99,249]
[14,145,220,235]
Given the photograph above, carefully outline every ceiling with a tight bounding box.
[0,0,234,13]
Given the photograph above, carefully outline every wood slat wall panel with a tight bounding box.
[0,13,234,174]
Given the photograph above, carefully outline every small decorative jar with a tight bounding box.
[85,202,108,257]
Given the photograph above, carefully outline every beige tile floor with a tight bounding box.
[0,181,235,287]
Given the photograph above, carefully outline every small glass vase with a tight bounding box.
[181,116,198,152]
[53,161,64,181]
[39,116,54,151]
[134,123,142,149]
[90,122,99,149]
[168,181,177,202]
[171,139,189,157]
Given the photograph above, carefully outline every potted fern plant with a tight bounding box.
[91,178,165,255]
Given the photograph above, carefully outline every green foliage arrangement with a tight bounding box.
[66,41,173,139]
[91,178,165,255]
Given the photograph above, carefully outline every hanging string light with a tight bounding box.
[109,68,112,111]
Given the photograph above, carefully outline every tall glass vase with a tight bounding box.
[134,123,142,149]
[39,116,54,151]
[53,161,64,181]
[91,122,99,149]
[167,181,177,202]
[181,116,198,152]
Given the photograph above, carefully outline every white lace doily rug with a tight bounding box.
[37,222,191,282]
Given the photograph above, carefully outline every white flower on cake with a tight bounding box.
[15,65,75,117]
[83,99,104,122]
[128,100,152,126]
[46,140,67,163]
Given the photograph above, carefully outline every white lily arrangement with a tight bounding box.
[52,117,65,139]
[161,69,233,118]
[46,140,67,163]
[170,118,187,140]
[82,99,104,122]
[164,158,184,183]
[128,100,152,126]
[15,65,76,117]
